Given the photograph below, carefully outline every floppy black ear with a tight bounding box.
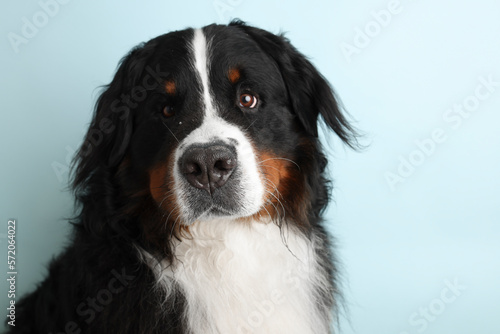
[231,21,358,146]
[72,43,154,190]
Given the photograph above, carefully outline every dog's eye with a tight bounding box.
[162,105,175,117]
[239,93,258,109]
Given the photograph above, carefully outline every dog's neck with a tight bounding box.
[140,218,332,334]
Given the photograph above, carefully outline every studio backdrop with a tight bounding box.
[1,1,499,333]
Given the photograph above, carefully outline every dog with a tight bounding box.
[9,20,357,333]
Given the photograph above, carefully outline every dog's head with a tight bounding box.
[73,21,357,249]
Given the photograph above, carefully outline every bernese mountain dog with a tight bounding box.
[8,21,357,333]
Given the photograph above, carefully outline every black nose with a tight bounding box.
[180,144,237,194]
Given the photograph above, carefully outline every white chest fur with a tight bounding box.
[147,219,331,334]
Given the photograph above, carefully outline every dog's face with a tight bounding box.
[144,27,299,225]
[74,22,356,242]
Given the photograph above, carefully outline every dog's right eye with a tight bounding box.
[162,104,175,117]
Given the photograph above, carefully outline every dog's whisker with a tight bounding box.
[258,157,300,170]
[158,191,176,211]
[245,118,258,130]
[169,211,183,239]
[263,178,285,202]
[266,190,286,218]
[259,164,282,174]
[162,121,180,143]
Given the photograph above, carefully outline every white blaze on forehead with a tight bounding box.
[191,28,216,118]
[172,28,265,223]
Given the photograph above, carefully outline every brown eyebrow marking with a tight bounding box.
[165,80,176,95]
[228,67,241,84]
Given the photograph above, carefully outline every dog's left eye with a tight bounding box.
[238,93,258,109]
[162,105,175,117]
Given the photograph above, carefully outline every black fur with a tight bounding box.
[7,21,357,333]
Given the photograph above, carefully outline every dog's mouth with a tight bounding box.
[203,205,240,219]
[177,175,251,224]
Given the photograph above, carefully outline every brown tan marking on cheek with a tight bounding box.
[228,67,241,84]
[250,150,291,221]
[147,155,193,240]
[277,163,309,226]
[241,147,310,227]
[259,151,287,196]
[148,154,181,226]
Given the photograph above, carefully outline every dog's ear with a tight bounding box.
[231,21,358,147]
[72,43,154,190]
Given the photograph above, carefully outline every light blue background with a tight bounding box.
[1,0,499,333]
